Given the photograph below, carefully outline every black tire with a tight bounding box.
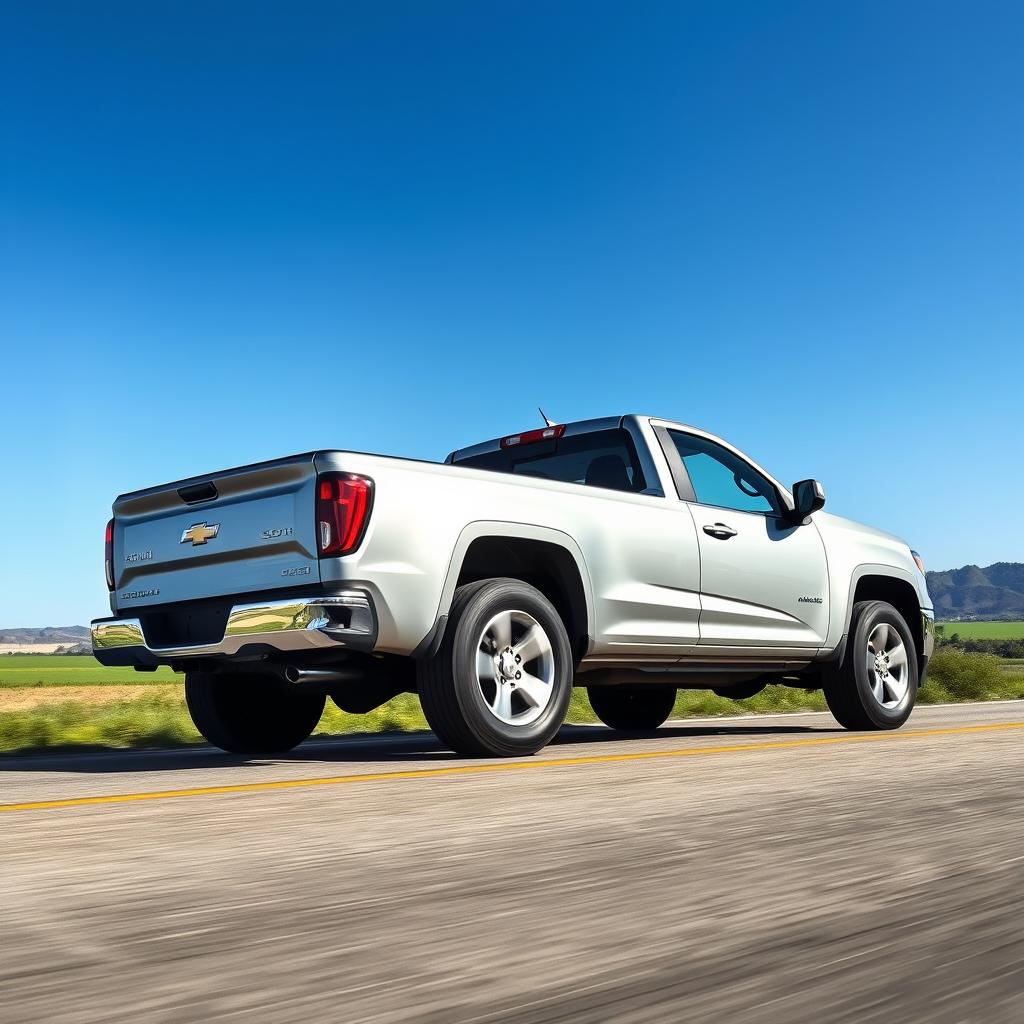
[823,600,918,730]
[587,685,677,730]
[418,578,573,757]
[185,672,326,754]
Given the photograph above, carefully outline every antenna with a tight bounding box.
[538,406,555,427]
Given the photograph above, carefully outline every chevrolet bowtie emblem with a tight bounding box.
[180,522,220,546]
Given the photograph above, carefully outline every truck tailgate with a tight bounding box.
[110,453,321,612]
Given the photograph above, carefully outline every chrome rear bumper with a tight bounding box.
[91,593,375,667]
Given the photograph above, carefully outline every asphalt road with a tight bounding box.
[2,702,1022,1023]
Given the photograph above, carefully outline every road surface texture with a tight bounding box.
[2,702,1022,1023]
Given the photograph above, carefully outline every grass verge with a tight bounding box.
[0,655,175,688]
[0,650,1020,755]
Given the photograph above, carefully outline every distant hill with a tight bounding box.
[927,562,1024,620]
[0,625,90,644]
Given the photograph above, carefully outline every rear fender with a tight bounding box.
[426,521,595,655]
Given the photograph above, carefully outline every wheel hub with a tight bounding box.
[497,649,518,681]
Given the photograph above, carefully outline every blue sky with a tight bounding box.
[1,1,1022,626]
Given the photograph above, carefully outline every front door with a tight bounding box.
[665,430,829,649]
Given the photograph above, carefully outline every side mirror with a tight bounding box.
[789,479,826,522]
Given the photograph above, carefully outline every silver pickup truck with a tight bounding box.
[92,415,934,757]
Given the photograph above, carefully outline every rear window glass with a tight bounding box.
[454,429,650,494]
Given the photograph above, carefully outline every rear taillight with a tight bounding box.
[104,518,115,591]
[316,474,373,556]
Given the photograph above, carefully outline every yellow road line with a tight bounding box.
[2,721,1022,814]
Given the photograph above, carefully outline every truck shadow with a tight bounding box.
[0,722,840,775]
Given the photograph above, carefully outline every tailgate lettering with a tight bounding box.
[261,527,294,540]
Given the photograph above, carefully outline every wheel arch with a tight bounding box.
[422,523,595,663]
[846,567,925,672]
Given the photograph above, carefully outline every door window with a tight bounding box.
[669,432,780,514]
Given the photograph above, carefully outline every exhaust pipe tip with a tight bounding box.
[282,665,357,686]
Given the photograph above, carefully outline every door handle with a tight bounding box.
[703,522,738,539]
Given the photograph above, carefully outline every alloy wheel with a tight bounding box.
[865,622,910,709]
[475,610,555,726]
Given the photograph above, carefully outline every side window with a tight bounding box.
[669,432,780,515]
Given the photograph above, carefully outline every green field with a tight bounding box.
[0,648,1021,754]
[937,620,1024,640]
[0,655,177,688]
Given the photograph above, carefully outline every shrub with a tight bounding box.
[921,648,1011,702]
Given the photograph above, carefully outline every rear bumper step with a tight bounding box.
[91,593,375,667]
